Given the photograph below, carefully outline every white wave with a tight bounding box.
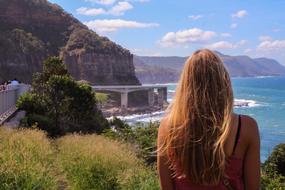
[110,99,264,124]
[168,90,176,93]
[107,111,165,124]
[234,99,261,108]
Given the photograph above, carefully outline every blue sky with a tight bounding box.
[49,0,285,65]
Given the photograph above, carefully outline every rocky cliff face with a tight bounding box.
[0,0,140,85]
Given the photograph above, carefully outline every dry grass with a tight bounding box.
[0,128,58,189]
[0,128,159,190]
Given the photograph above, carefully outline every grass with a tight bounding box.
[0,128,159,190]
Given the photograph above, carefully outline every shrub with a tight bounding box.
[104,118,159,165]
[261,143,285,189]
[17,57,109,137]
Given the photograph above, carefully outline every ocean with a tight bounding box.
[116,76,285,162]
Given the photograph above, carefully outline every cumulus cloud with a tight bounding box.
[189,15,203,20]
[109,1,133,15]
[244,48,253,54]
[259,35,273,41]
[206,40,248,50]
[230,23,238,29]
[257,40,285,51]
[221,33,232,37]
[85,0,149,5]
[84,19,159,32]
[85,0,117,5]
[77,7,106,16]
[206,41,235,49]
[159,28,216,47]
[232,10,247,18]
[77,1,133,16]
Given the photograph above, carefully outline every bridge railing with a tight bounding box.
[0,84,30,124]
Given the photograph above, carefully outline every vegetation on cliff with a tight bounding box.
[0,0,140,85]
[17,57,109,137]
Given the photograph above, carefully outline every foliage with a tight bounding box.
[261,143,285,189]
[263,143,285,176]
[17,57,109,137]
[95,92,109,104]
[104,118,159,165]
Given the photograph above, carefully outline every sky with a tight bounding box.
[48,0,285,65]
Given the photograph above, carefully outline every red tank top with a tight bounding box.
[174,115,244,190]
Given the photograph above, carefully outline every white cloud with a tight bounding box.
[85,0,117,5]
[273,28,281,33]
[237,39,248,46]
[84,19,159,33]
[230,23,238,29]
[109,1,133,15]
[206,40,248,50]
[77,7,106,16]
[244,48,253,54]
[206,41,235,50]
[259,35,273,41]
[77,1,133,16]
[85,0,149,5]
[232,10,247,18]
[130,0,149,2]
[257,40,285,51]
[159,28,216,47]
[189,15,203,20]
[221,33,232,37]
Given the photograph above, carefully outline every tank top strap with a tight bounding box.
[232,115,242,155]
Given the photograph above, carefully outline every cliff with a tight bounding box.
[0,0,140,85]
[134,53,285,83]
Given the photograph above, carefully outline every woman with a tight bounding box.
[157,49,260,190]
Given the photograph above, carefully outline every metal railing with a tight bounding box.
[0,84,30,124]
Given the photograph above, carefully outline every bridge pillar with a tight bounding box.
[157,87,167,106]
[121,91,128,110]
[148,89,155,106]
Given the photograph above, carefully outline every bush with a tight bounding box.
[263,143,285,176]
[104,118,159,165]
[261,143,285,189]
[17,57,109,137]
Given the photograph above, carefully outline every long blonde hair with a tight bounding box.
[159,49,233,185]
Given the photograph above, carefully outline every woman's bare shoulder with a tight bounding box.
[240,115,260,142]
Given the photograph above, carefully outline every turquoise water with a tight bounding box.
[167,76,285,161]
[118,77,285,161]
[232,77,285,161]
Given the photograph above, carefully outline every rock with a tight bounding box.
[0,0,140,85]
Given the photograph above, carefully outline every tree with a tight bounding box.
[17,56,109,137]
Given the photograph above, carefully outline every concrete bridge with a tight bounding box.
[0,84,30,125]
[92,85,168,109]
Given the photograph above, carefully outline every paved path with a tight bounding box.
[3,111,26,129]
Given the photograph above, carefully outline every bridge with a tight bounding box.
[0,84,30,125]
[92,84,168,109]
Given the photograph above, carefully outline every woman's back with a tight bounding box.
[171,114,260,190]
[157,49,260,190]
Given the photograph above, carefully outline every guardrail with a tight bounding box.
[0,84,30,125]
